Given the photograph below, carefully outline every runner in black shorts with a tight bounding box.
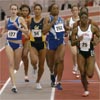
[29,4,46,89]
[71,8,100,97]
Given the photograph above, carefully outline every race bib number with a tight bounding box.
[80,40,90,51]
[54,24,65,32]
[32,30,42,37]
[8,30,17,38]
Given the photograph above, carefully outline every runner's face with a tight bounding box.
[34,6,42,16]
[10,5,18,16]
[21,7,29,17]
[80,14,88,25]
[72,7,79,17]
[51,5,59,16]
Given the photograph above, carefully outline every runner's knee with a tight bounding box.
[55,58,64,64]
[31,59,37,66]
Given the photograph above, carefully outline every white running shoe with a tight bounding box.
[24,76,29,82]
[72,66,77,74]
[76,70,80,78]
[11,86,17,93]
[82,91,90,97]
[76,74,80,78]
[72,70,76,74]
[36,83,42,90]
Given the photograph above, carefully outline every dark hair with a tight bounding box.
[34,4,42,10]
[20,4,31,14]
[79,11,88,17]
[10,4,19,10]
[80,7,88,13]
[48,3,56,12]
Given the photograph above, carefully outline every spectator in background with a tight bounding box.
[78,0,86,8]
[61,1,71,10]
[0,8,6,20]
[93,0,100,6]
[85,0,94,6]
[30,2,37,15]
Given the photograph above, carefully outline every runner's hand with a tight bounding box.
[52,16,58,24]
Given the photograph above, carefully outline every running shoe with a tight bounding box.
[72,64,78,75]
[11,88,18,93]
[76,74,80,78]
[51,82,55,87]
[36,83,42,90]
[76,70,80,78]
[56,83,63,90]
[25,76,29,82]
[82,91,90,97]
[50,74,55,87]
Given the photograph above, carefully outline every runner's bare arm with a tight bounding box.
[27,16,32,29]
[71,27,83,46]
[91,20,100,30]
[65,18,72,31]
[18,17,28,34]
[92,24,100,45]
[42,16,58,35]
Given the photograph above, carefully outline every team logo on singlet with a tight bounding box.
[54,24,65,32]
[8,30,18,38]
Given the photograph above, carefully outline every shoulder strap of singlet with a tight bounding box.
[15,17,19,22]
[39,18,44,23]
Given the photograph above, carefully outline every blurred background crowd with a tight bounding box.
[0,0,100,21]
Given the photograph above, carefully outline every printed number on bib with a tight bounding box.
[8,30,17,38]
[54,24,65,32]
[32,30,41,37]
[80,40,90,51]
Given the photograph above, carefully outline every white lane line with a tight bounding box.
[0,78,11,95]
[0,61,23,95]
[50,87,55,100]
[95,62,100,79]
[50,77,57,100]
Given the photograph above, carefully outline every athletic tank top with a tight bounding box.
[69,17,76,28]
[30,18,45,42]
[7,17,22,40]
[47,16,65,40]
[69,17,79,36]
[77,24,93,51]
